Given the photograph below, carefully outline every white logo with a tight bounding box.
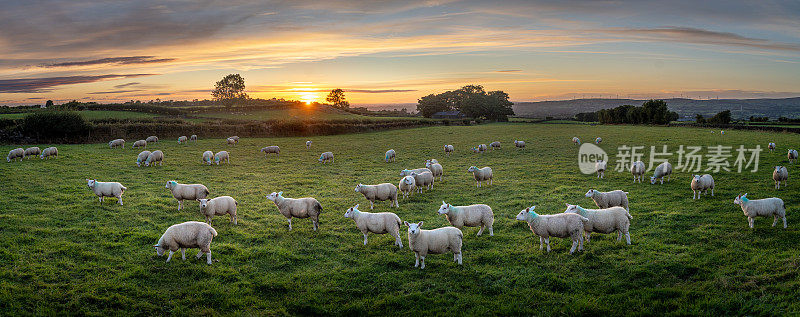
[578,143,608,174]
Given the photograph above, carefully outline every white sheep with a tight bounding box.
[690,174,715,199]
[650,161,673,184]
[515,206,588,254]
[404,221,462,269]
[39,147,58,159]
[385,149,396,162]
[146,136,158,143]
[153,221,217,265]
[768,142,776,153]
[355,183,399,209]
[490,141,501,150]
[136,150,151,167]
[132,140,147,149]
[261,146,280,158]
[630,161,645,183]
[306,140,312,149]
[344,204,403,248]
[585,189,629,211]
[226,137,236,145]
[773,166,788,189]
[410,171,434,193]
[572,137,581,145]
[467,166,492,187]
[190,135,198,142]
[514,140,525,149]
[563,204,631,244]
[202,151,214,165]
[595,137,602,144]
[398,175,416,199]
[266,191,323,230]
[734,193,787,228]
[721,130,725,135]
[166,181,210,211]
[471,144,487,153]
[230,136,240,142]
[595,160,607,178]
[214,151,229,165]
[444,144,454,155]
[178,136,188,144]
[7,148,23,162]
[85,179,127,205]
[318,151,334,163]
[437,201,494,236]
[24,147,41,158]
[788,149,798,164]
[108,139,125,149]
[425,160,444,181]
[145,150,164,167]
[198,196,238,225]
[400,168,431,177]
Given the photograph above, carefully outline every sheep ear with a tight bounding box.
[403,221,409,227]
[355,204,359,209]
[417,221,423,227]
[278,191,283,196]
[442,200,446,205]
[565,203,570,207]
[152,244,159,247]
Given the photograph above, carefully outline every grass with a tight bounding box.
[1,123,800,315]
[0,110,158,120]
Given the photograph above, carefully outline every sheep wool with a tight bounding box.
[198,196,238,225]
[166,181,210,210]
[39,147,58,159]
[425,160,444,181]
[437,201,494,236]
[190,135,198,142]
[690,174,715,199]
[214,151,230,165]
[355,183,399,209]
[515,206,589,254]
[145,150,164,167]
[404,221,463,269]
[261,146,281,158]
[108,139,125,149]
[563,204,631,245]
[768,142,776,152]
[226,138,236,145]
[318,151,334,163]
[398,175,416,199]
[7,148,23,162]
[136,150,152,167]
[344,204,403,248]
[306,140,312,149]
[585,189,629,211]
[400,168,431,177]
[154,221,217,265]
[132,140,147,149]
[572,137,581,145]
[595,137,602,144]
[490,141,501,150]
[514,140,525,149]
[444,144,455,155]
[146,136,159,143]
[385,149,396,162]
[202,151,214,165]
[85,179,127,205]
[773,166,788,189]
[178,136,188,144]
[595,160,607,178]
[630,161,645,183]
[267,191,323,231]
[24,147,41,158]
[650,161,673,184]
[734,193,787,228]
[410,171,434,193]
[789,149,798,163]
[467,166,493,188]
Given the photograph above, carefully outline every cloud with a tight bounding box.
[345,89,417,93]
[495,70,522,73]
[42,56,175,68]
[0,74,156,93]
[87,89,143,95]
[602,27,800,52]
[114,82,141,88]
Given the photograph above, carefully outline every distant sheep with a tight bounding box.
[214,151,229,165]
[146,136,158,143]
[563,204,631,245]
[734,193,786,228]
[318,151,334,163]
[85,179,126,205]
[261,146,281,158]
[306,140,312,149]
[572,137,581,145]
[132,140,147,149]
[467,166,492,187]
[202,151,214,165]
[585,189,629,210]
[471,144,488,153]
[136,150,151,167]
[490,141,501,150]
[24,147,41,159]
[768,142,776,153]
[39,147,58,159]
[344,204,403,248]
[108,139,125,149]
[595,160,607,178]
[226,137,236,145]
[515,206,588,254]
[266,191,323,231]
[691,174,715,199]
[230,136,239,142]
[153,221,217,265]
[773,166,788,189]
[355,183,399,209]
[404,221,462,269]
[198,196,238,225]
[178,136,188,144]
[514,140,525,149]
[145,150,164,167]
[444,144,454,155]
[630,161,645,183]
[789,149,798,164]
[166,181,209,211]
[650,161,672,184]
[595,137,602,144]
[7,148,23,162]
[398,175,416,199]
[385,149,396,162]
[437,201,494,236]
[190,135,198,142]
[425,160,444,181]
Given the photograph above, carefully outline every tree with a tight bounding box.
[708,110,731,124]
[416,92,453,117]
[416,84,514,120]
[45,100,54,108]
[211,74,248,108]
[695,114,706,124]
[326,89,350,109]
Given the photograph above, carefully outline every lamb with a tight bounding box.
[166,181,210,211]
[227,136,240,145]
[400,168,431,177]
[768,142,776,153]
[190,135,198,142]
[789,149,798,163]
[572,137,581,145]
[318,151,334,163]
[306,140,312,149]
[178,136,188,144]
[355,183,399,209]
[490,141,501,150]
[410,171,434,192]
[39,147,58,159]
[650,161,673,184]
[471,144,488,153]
[132,140,147,149]
[266,191,323,230]
[630,161,645,183]
[261,146,281,158]
[444,144,454,155]
[214,151,229,165]
[734,193,786,228]
[136,150,152,167]
[344,204,403,248]
[145,150,164,166]
[773,166,788,189]
[146,136,158,143]
[404,221,462,269]
[198,196,238,225]
[226,137,237,145]
[85,179,126,205]
[425,160,444,181]
[690,174,715,199]
[514,140,525,149]
[385,149,396,162]
[585,189,629,210]
[563,204,631,244]
[595,160,607,178]
[7,148,23,162]
[437,201,494,236]
[153,221,217,265]
[595,137,602,144]
[398,175,416,199]
[108,139,125,149]
[24,147,41,159]
[515,206,589,254]
[467,166,493,188]
[202,151,214,165]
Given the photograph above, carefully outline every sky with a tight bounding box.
[1,0,800,106]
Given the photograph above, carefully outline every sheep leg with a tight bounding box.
[625,233,631,245]
[414,253,420,267]
[477,226,484,236]
[711,188,714,196]
[287,218,292,230]
[420,256,426,269]
[206,252,212,265]
[488,227,493,237]
[118,196,123,206]
[748,217,754,228]
[773,216,778,227]
[617,231,622,242]
[578,235,584,251]
[166,251,174,262]
[99,196,103,204]
[569,239,578,254]
[545,237,551,252]
[369,201,374,210]
[178,200,182,210]
[181,248,186,260]
[393,233,403,248]
[783,217,787,228]
[312,218,319,231]
[363,233,368,246]
[490,179,493,186]
[585,231,591,242]
[538,236,544,250]
[195,250,203,259]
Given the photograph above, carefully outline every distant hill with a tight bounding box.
[513,97,800,119]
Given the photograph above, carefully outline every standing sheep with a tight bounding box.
[467,166,492,188]
[768,142,776,153]
[85,179,126,205]
[585,189,629,211]
[261,146,281,158]
[514,140,525,149]
[595,137,602,144]
[690,174,715,199]
[410,171,434,193]
[202,151,214,165]
[385,149,396,162]
[214,151,229,165]
[444,144,454,155]
[572,137,581,145]
[153,221,217,265]
[650,161,673,184]
[7,148,23,162]
[595,160,607,178]
[146,136,159,143]
[190,135,198,142]
[788,149,798,164]
[400,168,431,177]
[230,136,240,143]
[226,137,237,146]
[404,221,463,269]
[344,204,403,248]
[39,147,58,159]
[437,201,494,236]
[425,160,444,181]
[355,183,399,209]
[145,150,164,167]
[773,166,788,189]
[630,161,645,183]
[490,141,501,150]
[563,204,631,244]
[132,140,147,149]
[734,193,787,229]
[515,206,588,254]
[318,151,334,163]
[108,139,125,149]
[198,196,238,225]
[166,181,209,211]
[24,147,41,158]
[306,140,312,149]
[178,136,188,144]
[266,191,323,231]
[398,175,416,199]
[136,150,152,167]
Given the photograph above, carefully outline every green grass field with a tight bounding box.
[0,110,158,120]
[1,123,799,315]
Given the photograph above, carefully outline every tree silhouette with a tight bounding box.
[326,89,350,109]
[212,74,248,108]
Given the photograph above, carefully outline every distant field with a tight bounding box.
[1,123,799,315]
[0,110,158,120]
[196,108,426,122]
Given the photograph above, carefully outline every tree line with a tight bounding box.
[416,85,514,121]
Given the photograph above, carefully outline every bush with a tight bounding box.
[22,111,89,142]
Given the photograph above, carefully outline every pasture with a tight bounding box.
[1,123,799,315]
[0,110,158,120]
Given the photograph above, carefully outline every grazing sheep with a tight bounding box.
[734,193,786,228]
[585,189,629,211]
[650,161,673,184]
[355,183,399,209]
[39,147,58,159]
[490,141,501,150]
[690,174,715,199]
[202,151,214,165]
[198,196,238,225]
[108,139,125,149]
[563,204,631,244]
[630,161,645,183]
[428,159,439,164]
[214,151,229,165]
[190,135,197,142]
[398,175,416,199]
[437,201,494,236]
[514,140,525,149]
[24,147,41,159]
[145,150,164,167]
[404,221,462,269]
[306,140,312,149]
[226,137,236,145]
[267,191,323,230]
[773,166,788,189]
[344,204,403,248]
[471,144,488,153]
[595,137,602,144]
[153,221,217,265]
[178,136,188,144]
[410,171,434,192]
[515,206,588,254]
[789,149,798,163]
[572,137,581,145]
[425,160,444,181]
[444,144,454,155]
[227,136,240,145]
[385,149,396,162]
[230,136,240,142]
[146,136,158,143]
[467,166,493,188]
[768,142,776,153]
[318,151,334,163]
[136,150,151,167]
[85,179,126,205]
[166,181,209,211]
[400,168,431,177]
[132,140,147,149]
[595,160,607,178]
[721,130,725,135]
[261,146,281,158]
[7,148,23,162]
